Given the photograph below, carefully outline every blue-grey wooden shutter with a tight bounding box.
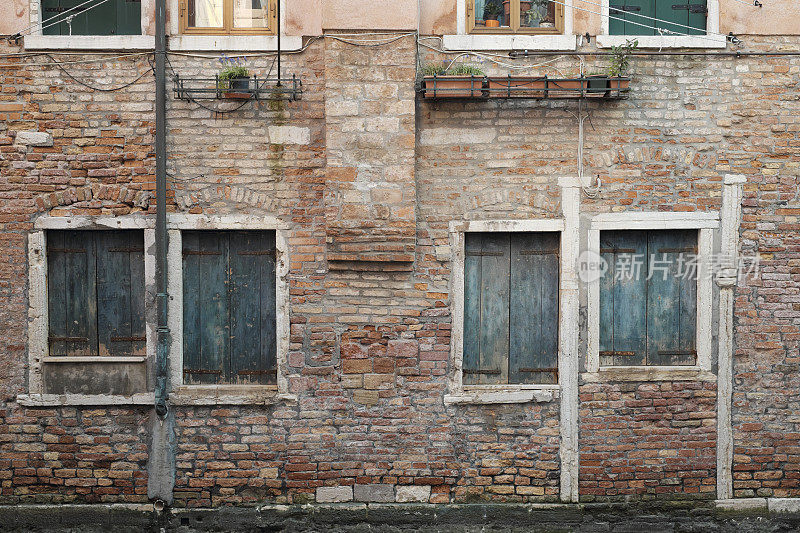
[463,233,510,385]
[96,230,146,357]
[183,231,276,384]
[645,230,697,366]
[599,231,648,366]
[610,0,656,35]
[509,232,559,385]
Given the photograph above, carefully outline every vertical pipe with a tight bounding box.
[154,0,168,418]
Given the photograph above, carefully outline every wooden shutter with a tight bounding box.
[509,232,559,385]
[42,0,128,35]
[659,0,706,36]
[599,231,648,366]
[463,233,510,385]
[610,0,656,35]
[182,231,277,385]
[645,230,697,366]
[118,0,142,35]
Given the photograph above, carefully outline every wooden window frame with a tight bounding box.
[179,0,277,35]
[467,0,565,35]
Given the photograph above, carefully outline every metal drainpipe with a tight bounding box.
[154,0,169,418]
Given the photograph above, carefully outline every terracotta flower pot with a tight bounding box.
[485,18,500,27]
[608,76,631,92]
[422,76,485,98]
[503,0,510,16]
[487,76,547,98]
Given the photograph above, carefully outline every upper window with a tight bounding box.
[47,230,146,357]
[463,232,560,385]
[181,0,276,34]
[182,231,277,385]
[469,0,564,34]
[609,0,706,35]
[41,0,141,35]
[599,229,698,367]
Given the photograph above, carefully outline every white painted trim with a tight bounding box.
[17,393,154,406]
[24,35,155,50]
[558,178,580,504]
[26,216,157,401]
[716,174,746,500]
[452,0,574,50]
[586,211,718,375]
[442,34,576,51]
[597,0,724,49]
[448,217,566,402]
[168,35,303,52]
[166,215,291,399]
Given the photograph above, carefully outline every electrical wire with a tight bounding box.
[0,52,151,69]
[16,0,114,37]
[42,53,154,91]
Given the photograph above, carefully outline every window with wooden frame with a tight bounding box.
[609,0,706,35]
[599,229,698,367]
[47,230,146,357]
[463,232,560,385]
[469,0,564,34]
[180,0,276,34]
[182,231,277,385]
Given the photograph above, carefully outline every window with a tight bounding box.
[463,232,559,385]
[609,0,706,35]
[599,229,697,367]
[47,230,145,357]
[182,231,277,385]
[180,0,276,34]
[469,0,564,34]
[41,0,141,35]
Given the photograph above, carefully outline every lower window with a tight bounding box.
[41,0,141,35]
[599,229,698,366]
[182,231,277,385]
[463,232,559,385]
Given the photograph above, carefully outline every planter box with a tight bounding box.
[608,76,631,92]
[547,77,586,97]
[422,76,485,98]
[487,76,546,98]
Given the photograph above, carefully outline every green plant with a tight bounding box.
[420,63,486,77]
[608,39,638,77]
[483,1,502,19]
[217,54,250,90]
[219,65,250,81]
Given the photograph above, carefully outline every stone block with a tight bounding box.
[316,486,353,503]
[15,131,53,147]
[354,484,394,503]
[267,126,311,145]
[395,485,431,503]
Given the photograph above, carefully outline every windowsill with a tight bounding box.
[43,356,146,363]
[582,366,716,382]
[24,35,155,51]
[442,34,576,51]
[595,34,726,49]
[445,386,557,405]
[168,35,303,52]
[17,392,154,406]
[171,385,297,405]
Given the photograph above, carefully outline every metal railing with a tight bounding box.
[419,75,630,100]
[173,74,303,101]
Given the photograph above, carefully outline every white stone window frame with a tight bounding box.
[585,211,718,381]
[166,214,295,405]
[442,0,576,51]
[595,0,725,49]
[20,215,157,407]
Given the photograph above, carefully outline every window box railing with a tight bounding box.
[419,75,630,100]
[173,74,302,101]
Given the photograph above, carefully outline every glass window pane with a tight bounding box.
[187,0,223,28]
[476,0,509,29]
[520,0,557,29]
[234,0,269,28]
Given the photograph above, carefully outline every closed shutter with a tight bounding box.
[182,231,277,385]
[610,0,656,35]
[656,0,706,35]
[117,0,142,35]
[463,232,559,385]
[47,230,144,357]
[42,0,132,35]
[599,230,698,367]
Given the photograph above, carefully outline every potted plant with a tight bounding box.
[523,0,549,27]
[483,1,502,27]
[607,38,637,92]
[421,63,486,98]
[217,54,251,98]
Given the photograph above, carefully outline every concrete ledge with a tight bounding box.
[768,498,800,514]
[444,389,555,405]
[442,34,577,51]
[168,35,303,52]
[24,35,155,50]
[582,367,717,383]
[16,393,154,407]
[716,498,767,511]
[171,386,297,406]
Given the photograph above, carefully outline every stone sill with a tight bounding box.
[442,34,576,51]
[24,35,155,50]
[168,35,303,52]
[596,34,726,49]
[445,387,556,405]
[716,498,800,513]
[17,393,154,406]
[582,366,716,382]
[171,385,297,405]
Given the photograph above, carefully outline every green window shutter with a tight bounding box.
[610,0,656,35]
[229,231,277,385]
[509,232,559,385]
[96,231,146,357]
[645,230,697,366]
[182,231,277,385]
[609,0,626,35]
[463,233,510,385]
[599,231,648,366]
[657,0,706,36]
[42,0,137,35]
[117,0,142,35]
[47,231,99,356]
